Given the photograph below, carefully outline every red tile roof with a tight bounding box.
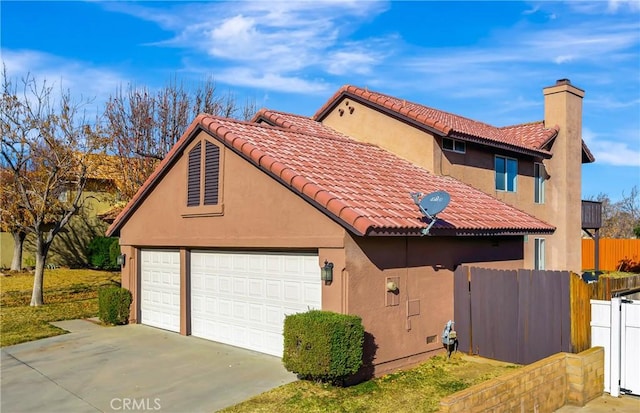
[107,114,554,237]
[313,85,595,162]
[253,109,351,139]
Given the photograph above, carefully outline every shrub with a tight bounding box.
[283,310,364,384]
[618,258,640,273]
[87,237,119,270]
[98,286,132,325]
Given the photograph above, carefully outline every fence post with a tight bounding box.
[610,297,621,397]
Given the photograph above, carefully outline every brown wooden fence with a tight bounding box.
[586,273,640,300]
[454,266,572,365]
[454,266,640,365]
[582,238,640,271]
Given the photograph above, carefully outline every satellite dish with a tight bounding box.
[410,190,451,236]
[419,191,450,217]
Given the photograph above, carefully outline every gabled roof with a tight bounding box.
[313,85,595,162]
[107,113,554,237]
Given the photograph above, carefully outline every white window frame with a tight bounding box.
[58,190,68,203]
[534,163,546,204]
[534,238,545,270]
[495,155,518,192]
[442,137,466,154]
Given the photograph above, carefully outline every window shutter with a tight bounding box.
[204,141,220,205]
[187,142,201,206]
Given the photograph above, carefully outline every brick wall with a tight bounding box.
[439,348,604,413]
[566,347,605,405]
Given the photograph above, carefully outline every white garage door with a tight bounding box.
[190,251,321,357]
[140,249,181,332]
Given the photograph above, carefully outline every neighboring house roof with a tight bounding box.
[313,85,595,163]
[97,202,127,224]
[107,114,554,237]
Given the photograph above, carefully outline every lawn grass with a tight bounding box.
[0,268,120,346]
[220,353,519,413]
[600,271,639,278]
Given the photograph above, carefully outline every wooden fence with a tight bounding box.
[455,266,640,365]
[582,238,640,271]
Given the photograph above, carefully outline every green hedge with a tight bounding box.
[98,286,132,325]
[87,236,120,270]
[283,310,364,383]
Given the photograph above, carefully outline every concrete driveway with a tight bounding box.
[1,319,297,413]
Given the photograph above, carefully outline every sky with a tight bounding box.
[1,0,639,202]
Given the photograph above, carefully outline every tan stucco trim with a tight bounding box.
[179,248,190,336]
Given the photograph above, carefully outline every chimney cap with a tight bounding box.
[556,78,571,85]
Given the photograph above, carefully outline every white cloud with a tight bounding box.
[1,49,124,111]
[103,1,391,91]
[214,68,330,94]
[583,128,640,167]
[607,0,640,13]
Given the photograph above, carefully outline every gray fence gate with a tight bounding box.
[454,266,572,365]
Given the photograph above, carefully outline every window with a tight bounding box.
[443,137,466,153]
[58,190,68,203]
[534,163,546,204]
[495,156,517,192]
[534,238,545,270]
[186,140,221,208]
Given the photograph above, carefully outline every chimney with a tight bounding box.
[542,79,585,272]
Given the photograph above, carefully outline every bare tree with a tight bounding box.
[589,185,640,238]
[104,78,256,201]
[0,169,28,270]
[1,68,104,305]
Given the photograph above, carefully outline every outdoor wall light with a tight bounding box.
[386,280,398,292]
[321,260,334,283]
[116,254,126,267]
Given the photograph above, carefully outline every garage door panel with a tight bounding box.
[233,278,247,295]
[266,281,282,300]
[191,251,321,357]
[304,282,322,303]
[140,250,180,333]
[248,279,264,297]
[248,304,262,322]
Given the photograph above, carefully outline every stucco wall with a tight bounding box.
[543,82,584,273]
[118,131,345,250]
[321,97,437,172]
[0,232,14,269]
[344,235,525,376]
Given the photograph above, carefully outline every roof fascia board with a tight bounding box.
[367,228,555,237]
[450,133,553,159]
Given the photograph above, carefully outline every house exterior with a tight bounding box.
[311,79,593,273]
[0,154,122,269]
[106,79,577,374]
